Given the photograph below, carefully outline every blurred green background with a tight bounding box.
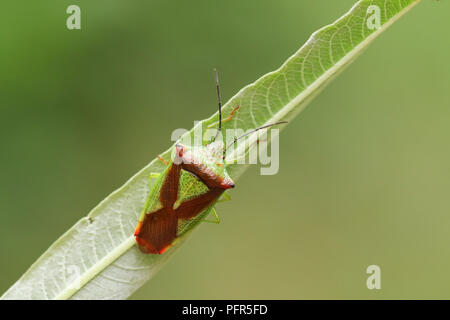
[1,0,450,299]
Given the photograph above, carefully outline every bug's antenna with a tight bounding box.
[223,121,288,158]
[213,69,222,142]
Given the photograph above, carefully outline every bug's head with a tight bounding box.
[175,142,235,189]
[176,144,184,158]
[172,143,186,165]
[174,143,221,166]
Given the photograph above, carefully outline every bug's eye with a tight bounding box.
[176,144,184,157]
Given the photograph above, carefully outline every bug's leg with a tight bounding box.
[207,105,240,129]
[148,172,160,182]
[217,192,231,203]
[150,172,160,178]
[201,208,220,224]
[220,105,240,125]
[157,155,169,165]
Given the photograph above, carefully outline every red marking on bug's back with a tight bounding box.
[136,206,178,254]
[134,144,235,254]
[178,147,234,189]
[136,237,172,254]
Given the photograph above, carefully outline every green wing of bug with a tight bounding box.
[137,167,168,224]
[174,170,210,210]
[135,162,223,254]
[177,205,217,236]
[175,170,219,236]
[140,168,214,223]
[134,163,177,254]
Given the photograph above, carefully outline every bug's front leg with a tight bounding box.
[201,193,231,224]
[201,208,220,224]
[157,155,169,165]
[207,105,240,129]
[148,172,161,185]
[217,192,231,203]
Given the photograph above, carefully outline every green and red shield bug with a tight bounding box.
[134,70,287,254]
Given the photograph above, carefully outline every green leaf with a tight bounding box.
[1,0,420,300]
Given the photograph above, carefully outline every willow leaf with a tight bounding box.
[1,0,420,300]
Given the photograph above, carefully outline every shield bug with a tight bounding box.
[134,70,286,254]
